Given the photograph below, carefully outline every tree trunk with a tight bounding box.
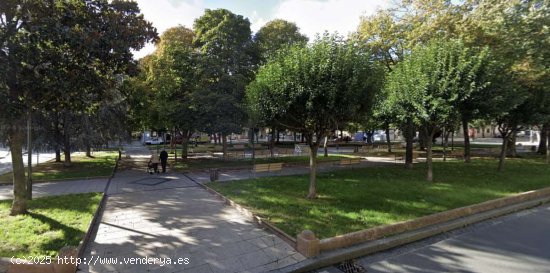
[270,129,275,157]
[55,148,61,162]
[222,133,227,160]
[307,139,321,199]
[442,127,447,162]
[418,130,427,151]
[324,136,328,157]
[385,126,391,152]
[181,136,189,160]
[248,128,254,146]
[507,133,517,157]
[546,129,549,164]
[54,117,62,162]
[171,128,176,150]
[84,115,92,158]
[26,113,32,200]
[537,124,548,154]
[63,132,71,167]
[8,125,27,215]
[252,129,256,162]
[462,119,471,163]
[85,144,92,158]
[405,119,414,169]
[426,131,434,182]
[276,129,280,144]
[498,135,508,172]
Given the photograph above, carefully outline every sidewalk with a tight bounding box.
[78,144,306,273]
[185,156,397,184]
[0,178,107,201]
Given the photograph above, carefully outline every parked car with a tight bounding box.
[145,138,164,145]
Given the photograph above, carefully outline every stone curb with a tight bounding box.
[182,173,298,248]
[280,195,550,273]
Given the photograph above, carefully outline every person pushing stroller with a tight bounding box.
[148,152,160,174]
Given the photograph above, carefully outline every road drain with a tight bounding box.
[336,259,367,273]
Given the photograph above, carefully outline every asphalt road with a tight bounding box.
[339,203,550,273]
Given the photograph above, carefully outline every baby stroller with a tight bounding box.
[147,161,158,174]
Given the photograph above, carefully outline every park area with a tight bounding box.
[0,193,102,257]
[209,156,550,239]
[0,151,118,184]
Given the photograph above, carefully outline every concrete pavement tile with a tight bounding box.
[238,250,272,270]
[182,263,214,273]
[207,257,244,273]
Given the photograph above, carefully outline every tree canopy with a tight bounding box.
[247,34,383,198]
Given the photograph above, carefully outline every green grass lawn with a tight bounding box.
[209,157,550,239]
[0,151,118,183]
[172,154,357,171]
[0,193,102,257]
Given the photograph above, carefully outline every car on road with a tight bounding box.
[145,138,164,145]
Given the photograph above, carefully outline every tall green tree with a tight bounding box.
[0,0,156,215]
[384,39,494,181]
[247,34,383,198]
[254,19,308,63]
[253,19,308,153]
[147,26,200,159]
[193,9,258,157]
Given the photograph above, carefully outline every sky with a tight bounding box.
[132,0,390,59]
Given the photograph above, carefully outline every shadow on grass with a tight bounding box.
[28,212,84,252]
[0,193,101,257]
[209,158,550,238]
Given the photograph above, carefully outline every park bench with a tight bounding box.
[395,153,419,162]
[359,145,371,153]
[251,163,284,177]
[226,151,245,159]
[294,144,310,155]
[337,158,361,167]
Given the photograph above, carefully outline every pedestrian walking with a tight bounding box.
[159,149,168,173]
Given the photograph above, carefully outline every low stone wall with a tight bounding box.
[296,186,550,257]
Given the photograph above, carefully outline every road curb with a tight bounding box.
[279,196,550,273]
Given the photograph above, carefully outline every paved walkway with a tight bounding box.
[0,178,107,200]
[78,144,306,273]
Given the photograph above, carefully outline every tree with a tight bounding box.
[253,19,308,154]
[384,39,494,182]
[193,9,257,157]
[147,26,201,159]
[247,34,383,198]
[254,19,308,63]
[0,0,156,215]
